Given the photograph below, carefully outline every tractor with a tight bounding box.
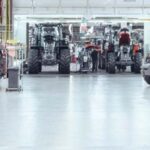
[28,23,70,74]
[100,27,142,74]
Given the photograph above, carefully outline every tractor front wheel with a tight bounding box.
[134,52,142,73]
[28,49,40,74]
[58,49,70,74]
[144,75,150,85]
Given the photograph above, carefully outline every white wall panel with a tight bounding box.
[14,21,26,43]
[13,0,150,16]
[13,0,32,7]
[13,8,149,16]
[144,0,150,7]
[144,22,150,54]
[14,8,58,15]
[144,8,150,15]
[61,0,87,7]
[13,0,150,8]
[89,0,115,7]
[90,8,114,15]
[35,0,59,7]
[116,8,142,15]
[116,0,143,7]
[33,8,59,14]
[63,8,86,15]
[14,8,34,15]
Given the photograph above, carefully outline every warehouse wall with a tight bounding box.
[144,22,150,54]
[12,0,150,16]
[14,20,26,43]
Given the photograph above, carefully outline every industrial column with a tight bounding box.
[5,0,12,41]
[0,0,2,24]
[144,22,150,56]
[0,0,2,42]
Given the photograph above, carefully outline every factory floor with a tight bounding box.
[0,72,150,150]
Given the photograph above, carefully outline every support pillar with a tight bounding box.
[0,0,2,24]
[144,22,150,56]
[5,0,12,41]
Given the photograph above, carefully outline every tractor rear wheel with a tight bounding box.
[131,64,134,72]
[38,62,42,73]
[144,76,150,85]
[0,53,3,78]
[101,57,106,70]
[99,54,102,69]
[107,52,116,74]
[28,49,39,74]
[99,54,105,69]
[134,52,142,73]
[122,65,126,72]
[59,49,70,74]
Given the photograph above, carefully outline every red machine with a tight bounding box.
[85,44,101,52]
[133,43,140,55]
[119,28,131,46]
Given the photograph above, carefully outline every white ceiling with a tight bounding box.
[12,0,150,17]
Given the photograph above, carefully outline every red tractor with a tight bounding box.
[103,28,142,74]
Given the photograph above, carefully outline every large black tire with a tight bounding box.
[122,65,126,72]
[28,49,39,74]
[134,52,142,73]
[0,53,3,78]
[99,54,102,69]
[38,62,42,73]
[117,64,121,71]
[144,76,150,85]
[131,64,134,72]
[99,54,105,70]
[59,49,70,74]
[101,57,106,70]
[107,52,116,74]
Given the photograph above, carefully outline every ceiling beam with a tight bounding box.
[13,6,150,9]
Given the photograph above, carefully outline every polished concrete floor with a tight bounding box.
[0,72,150,150]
